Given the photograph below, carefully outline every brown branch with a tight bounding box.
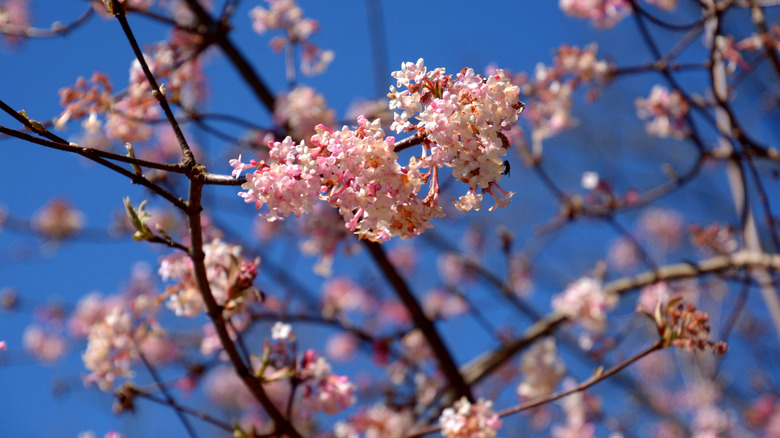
[185,174,301,438]
[364,240,474,402]
[110,1,195,164]
[407,342,663,437]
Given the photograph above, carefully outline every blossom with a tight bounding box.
[512,44,610,144]
[517,337,565,399]
[299,351,356,415]
[559,0,631,28]
[638,207,684,251]
[249,0,333,76]
[274,85,336,142]
[439,396,502,438]
[32,198,85,239]
[271,321,294,341]
[334,403,414,438]
[635,85,689,139]
[158,239,259,317]
[82,308,137,390]
[551,277,617,332]
[23,325,67,363]
[0,0,30,46]
[238,60,524,241]
[321,277,372,318]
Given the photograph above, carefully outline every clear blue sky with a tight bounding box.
[2,1,775,437]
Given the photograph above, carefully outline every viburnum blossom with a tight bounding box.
[559,0,631,28]
[32,197,85,239]
[274,85,335,142]
[298,350,356,415]
[517,337,566,399]
[509,44,610,145]
[236,60,524,241]
[334,403,415,438]
[389,59,523,212]
[551,277,617,332]
[23,324,67,363]
[439,396,502,438]
[0,0,29,46]
[249,0,334,76]
[638,207,684,251]
[158,239,260,317]
[635,85,689,139]
[82,308,137,390]
[321,277,372,318]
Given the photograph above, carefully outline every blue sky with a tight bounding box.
[2,1,777,437]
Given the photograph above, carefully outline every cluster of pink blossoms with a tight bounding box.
[334,403,414,438]
[0,0,29,46]
[517,337,565,399]
[509,44,610,145]
[249,0,334,75]
[552,277,618,332]
[263,323,356,416]
[274,85,335,142]
[57,28,206,145]
[32,197,85,240]
[439,396,502,438]
[635,85,689,140]
[559,0,631,28]
[234,60,524,240]
[158,238,260,317]
[81,307,137,390]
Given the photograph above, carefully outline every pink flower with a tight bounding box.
[299,352,356,415]
[32,198,85,239]
[517,337,565,399]
[638,207,684,251]
[559,0,631,28]
[334,403,414,438]
[249,0,333,76]
[0,0,30,46]
[321,277,372,318]
[274,85,335,142]
[551,277,617,332]
[439,396,502,438]
[23,325,66,363]
[635,85,689,140]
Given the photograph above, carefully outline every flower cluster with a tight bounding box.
[439,396,502,438]
[389,59,523,212]
[334,403,414,438]
[81,308,137,390]
[510,44,610,144]
[298,350,356,414]
[32,197,85,240]
[517,337,565,399]
[274,85,335,142]
[249,0,334,75]
[0,0,29,46]
[57,29,206,145]
[559,0,631,28]
[158,239,260,317]
[551,277,617,332]
[235,60,524,241]
[649,299,728,354]
[635,85,689,140]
